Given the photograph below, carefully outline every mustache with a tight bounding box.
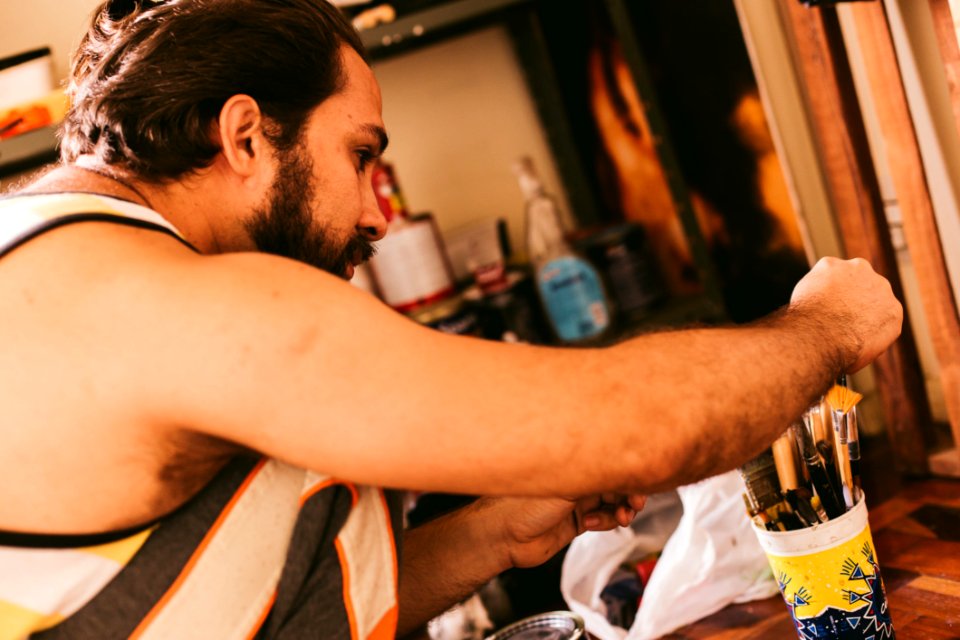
[344,234,377,265]
[334,233,377,278]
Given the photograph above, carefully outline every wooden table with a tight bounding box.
[665,478,960,639]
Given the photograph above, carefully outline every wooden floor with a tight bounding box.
[663,477,960,639]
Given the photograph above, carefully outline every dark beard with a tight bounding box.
[243,147,374,278]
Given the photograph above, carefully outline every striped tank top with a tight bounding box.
[0,193,402,639]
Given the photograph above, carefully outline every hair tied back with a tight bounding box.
[105,0,164,21]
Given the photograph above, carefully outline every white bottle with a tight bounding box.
[513,157,610,343]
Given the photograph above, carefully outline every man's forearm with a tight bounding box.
[618,303,850,490]
[398,499,510,637]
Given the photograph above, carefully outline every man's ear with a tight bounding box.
[216,95,270,179]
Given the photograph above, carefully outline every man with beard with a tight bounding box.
[0,0,902,638]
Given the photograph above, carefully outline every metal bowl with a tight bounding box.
[484,610,585,640]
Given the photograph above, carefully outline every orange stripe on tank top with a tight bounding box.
[335,489,397,640]
[367,604,399,640]
[335,537,360,640]
[244,590,278,640]
[299,477,358,508]
[129,458,268,639]
[357,490,400,640]
[379,490,399,611]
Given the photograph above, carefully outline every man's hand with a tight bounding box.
[398,493,645,636]
[480,493,648,570]
[790,257,902,373]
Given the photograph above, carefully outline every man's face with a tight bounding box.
[244,46,389,280]
[244,143,376,279]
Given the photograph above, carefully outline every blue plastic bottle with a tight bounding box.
[513,158,610,343]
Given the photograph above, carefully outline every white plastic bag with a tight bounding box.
[561,491,682,640]
[561,471,777,640]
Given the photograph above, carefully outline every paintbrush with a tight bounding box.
[807,400,833,449]
[784,491,813,527]
[846,408,862,502]
[795,486,823,524]
[744,493,770,531]
[810,398,845,507]
[790,423,812,486]
[772,428,821,526]
[767,501,804,531]
[798,410,846,519]
[772,429,802,492]
[738,452,782,512]
[826,383,864,506]
[816,440,844,508]
[757,510,781,532]
[809,494,828,522]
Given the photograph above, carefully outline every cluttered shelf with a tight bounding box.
[353,0,530,58]
[666,476,960,640]
[0,124,58,178]
[360,158,726,349]
[0,48,66,179]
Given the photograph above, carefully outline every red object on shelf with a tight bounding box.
[371,160,409,222]
[0,105,52,140]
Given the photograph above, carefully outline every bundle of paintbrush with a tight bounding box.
[739,381,864,531]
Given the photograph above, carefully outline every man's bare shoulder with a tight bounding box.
[0,213,377,427]
[0,214,344,319]
[0,221,237,532]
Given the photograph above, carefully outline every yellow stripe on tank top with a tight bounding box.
[80,526,154,564]
[0,193,125,220]
[0,599,64,640]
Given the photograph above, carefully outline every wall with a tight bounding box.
[0,0,99,192]
[372,25,572,260]
[0,0,100,82]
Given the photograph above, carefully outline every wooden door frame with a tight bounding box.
[778,0,936,475]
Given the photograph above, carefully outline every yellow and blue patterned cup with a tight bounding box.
[751,494,896,639]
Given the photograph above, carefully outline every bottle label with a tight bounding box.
[536,256,610,342]
[369,217,454,311]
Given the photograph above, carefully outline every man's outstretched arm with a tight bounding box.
[91,243,900,498]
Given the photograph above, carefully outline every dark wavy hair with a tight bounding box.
[60,0,365,181]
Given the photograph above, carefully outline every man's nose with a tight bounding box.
[358,189,388,242]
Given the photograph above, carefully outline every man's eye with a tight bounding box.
[356,150,374,173]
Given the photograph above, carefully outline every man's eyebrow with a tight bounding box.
[360,124,389,155]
